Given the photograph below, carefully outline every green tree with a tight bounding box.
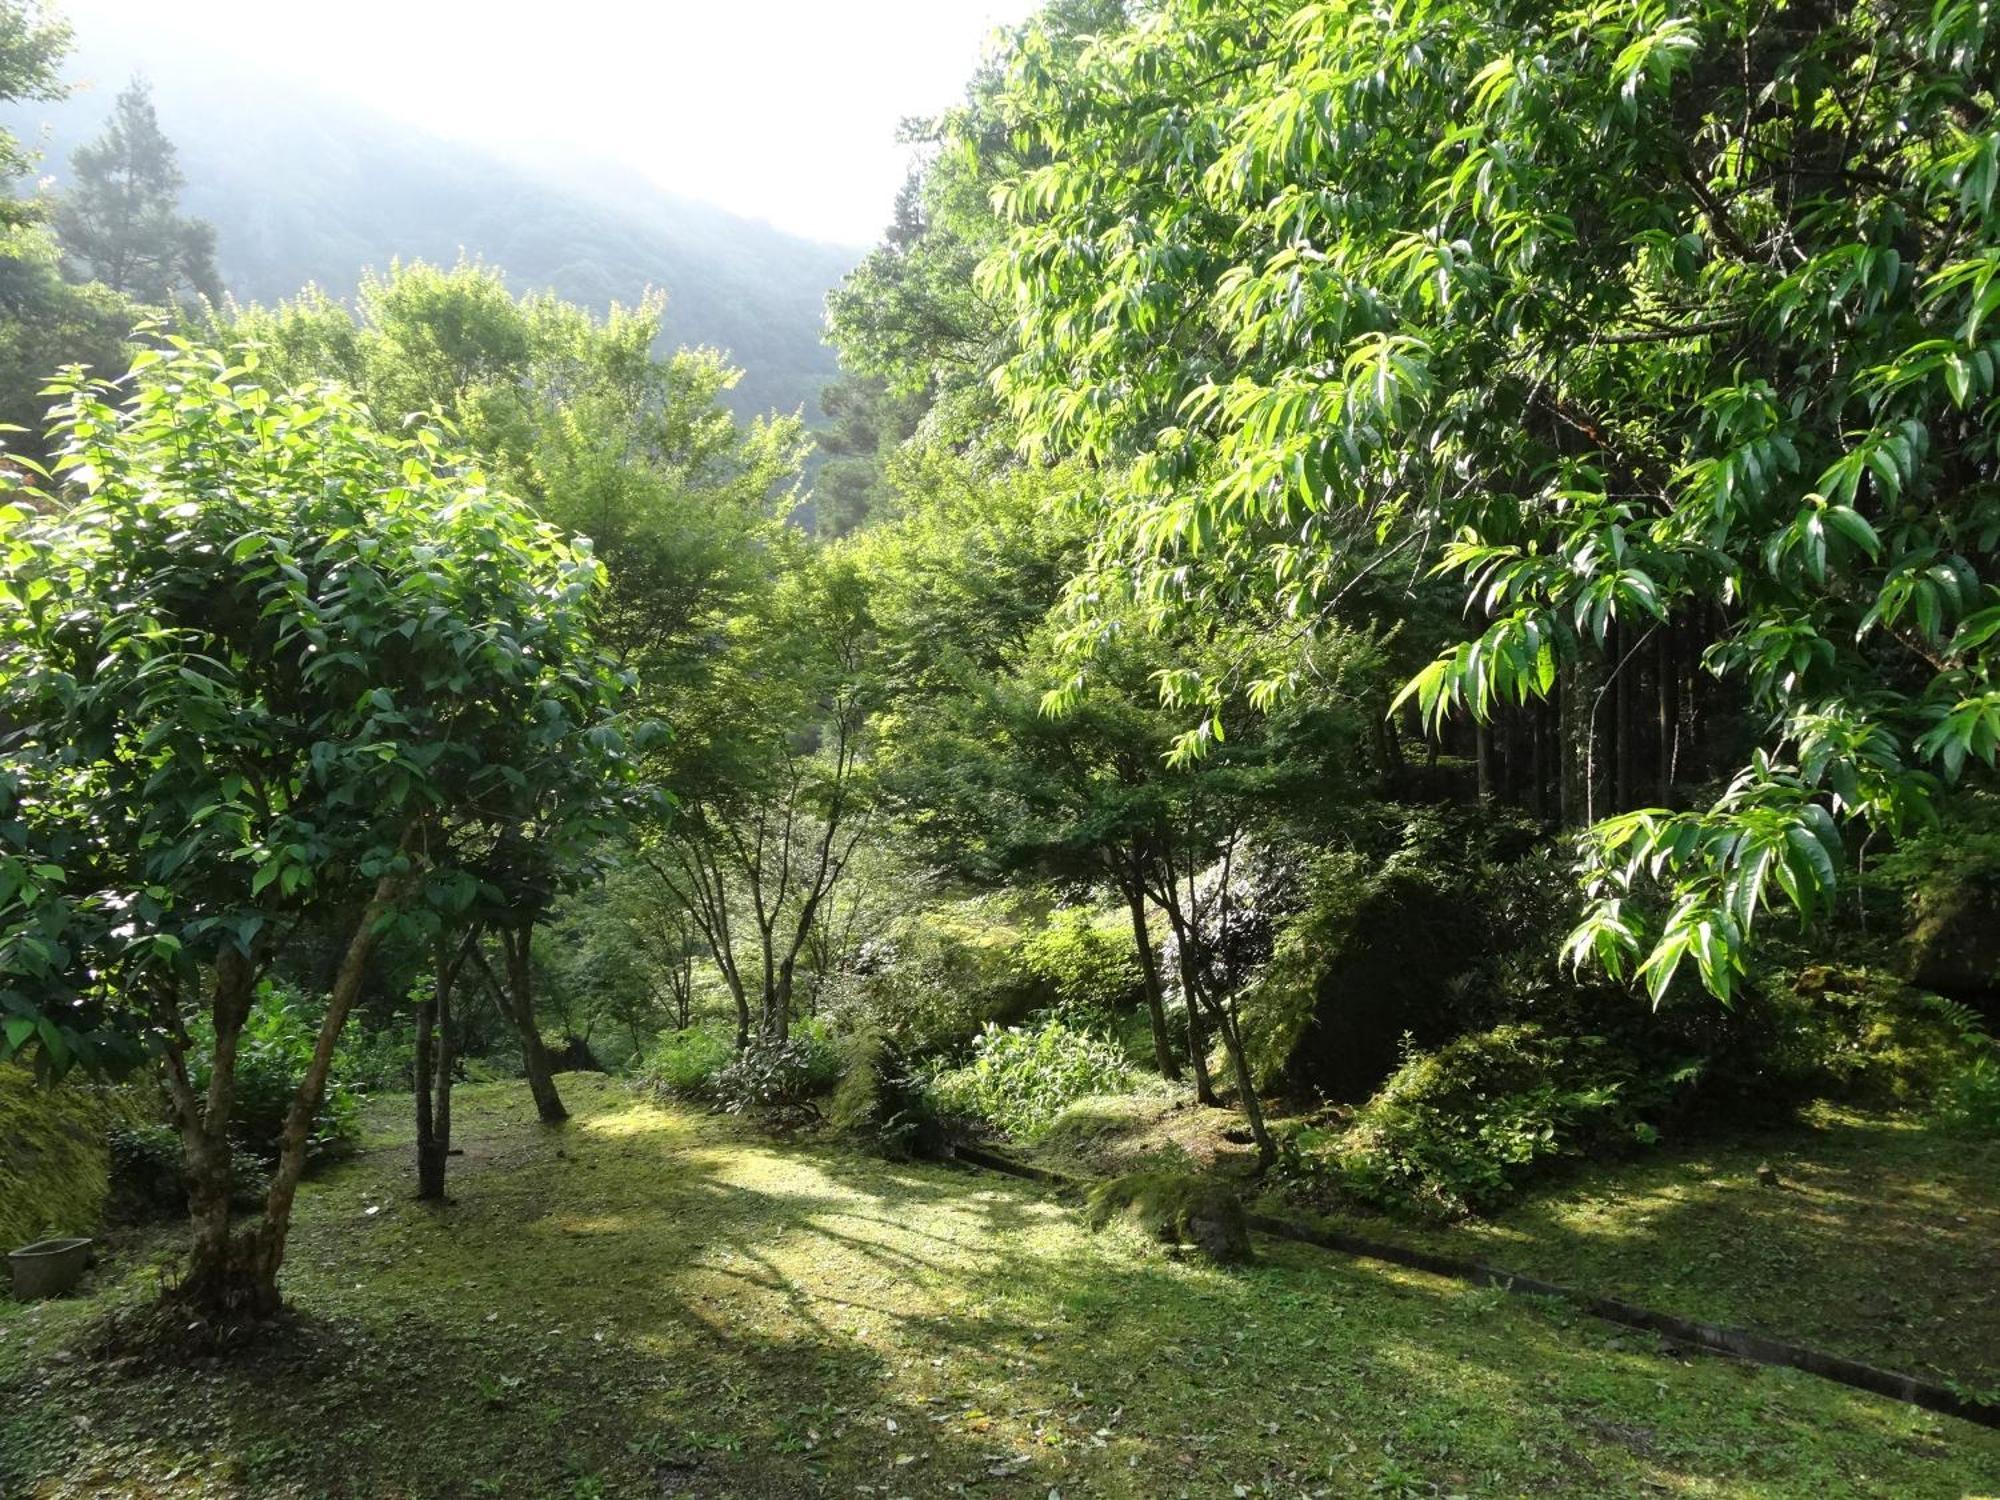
[971,0,2000,1000]
[0,0,69,232]
[0,342,628,1321]
[0,2,141,460]
[53,76,222,306]
[220,262,801,1108]
[640,541,879,1047]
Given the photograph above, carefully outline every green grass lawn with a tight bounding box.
[1251,1103,2000,1401]
[3,1076,1997,1498]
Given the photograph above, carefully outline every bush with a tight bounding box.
[925,1019,1134,1141]
[1767,970,1994,1108]
[1289,1024,1661,1218]
[710,1026,842,1119]
[1935,1054,2000,1138]
[192,983,360,1167]
[1019,906,1140,1027]
[336,1021,418,1094]
[823,899,1040,1057]
[636,1026,734,1101]
[106,1122,187,1223]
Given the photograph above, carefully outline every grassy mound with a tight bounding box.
[0,1064,150,1250]
[1085,1170,1253,1265]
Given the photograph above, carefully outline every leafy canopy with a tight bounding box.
[971,0,2000,998]
[0,339,629,1075]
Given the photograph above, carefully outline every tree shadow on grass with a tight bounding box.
[1310,1110,2000,1391]
[6,1084,1998,1499]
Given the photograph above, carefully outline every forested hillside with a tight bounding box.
[1,48,852,420]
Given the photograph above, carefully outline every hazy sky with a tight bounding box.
[58,0,1042,245]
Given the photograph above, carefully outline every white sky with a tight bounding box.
[59,0,1042,245]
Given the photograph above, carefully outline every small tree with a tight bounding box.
[642,545,878,1047]
[0,341,625,1325]
[53,76,222,306]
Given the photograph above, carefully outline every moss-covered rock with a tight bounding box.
[1084,1170,1253,1264]
[0,1062,152,1249]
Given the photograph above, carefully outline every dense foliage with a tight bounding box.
[970,0,2000,1001]
[5,0,2000,1365]
[926,1019,1135,1141]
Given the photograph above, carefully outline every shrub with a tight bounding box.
[191,983,360,1167]
[925,1019,1134,1141]
[1289,1024,1660,1218]
[636,1026,734,1101]
[1935,1054,2000,1139]
[1019,907,1140,1027]
[824,899,1040,1057]
[710,1027,842,1119]
[1768,970,1994,1108]
[336,1021,418,1094]
[106,1122,187,1223]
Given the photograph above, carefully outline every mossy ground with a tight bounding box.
[0,1076,1995,1498]
[1260,1102,2000,1399]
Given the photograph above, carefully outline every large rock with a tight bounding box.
[1907,877,2000,1007]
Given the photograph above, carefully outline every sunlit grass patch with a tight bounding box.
[4,1079,1997,1499]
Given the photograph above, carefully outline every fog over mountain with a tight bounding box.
[5,33,863,421]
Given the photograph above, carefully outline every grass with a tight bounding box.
[1031,1082,2000,1401]
[0,1061,151,1249]
[0,1076,1994,1498]
[1256,1102,2000,1400]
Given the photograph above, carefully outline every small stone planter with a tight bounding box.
[8,1237,93,1300]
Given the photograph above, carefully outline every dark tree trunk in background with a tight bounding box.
[494,919,568,1125]
[1560,652,1608,827]
[1123,880,1181,1082]
[416,931,472,1200]
[1613,623,1637,813]
[415,991,438,1193]
[1656,628,1678,804]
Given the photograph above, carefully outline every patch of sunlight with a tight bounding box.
[578,1104,687,1142]
[546,1213,632,1236]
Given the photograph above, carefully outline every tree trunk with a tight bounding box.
[1123,882,1180,1081]
[1165,914,1218,1106]
[1559,651,1608,827]
[1613,623,1637,813]
[499,919,568,1125]
[415,990,439,1198]
[1210,994,1275,1169]
[416,932,471,1200]
[432,952,458,1193]
[165,949,257,1321]
[170,875,400,1323]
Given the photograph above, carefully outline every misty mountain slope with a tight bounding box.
[6,59,858,420]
